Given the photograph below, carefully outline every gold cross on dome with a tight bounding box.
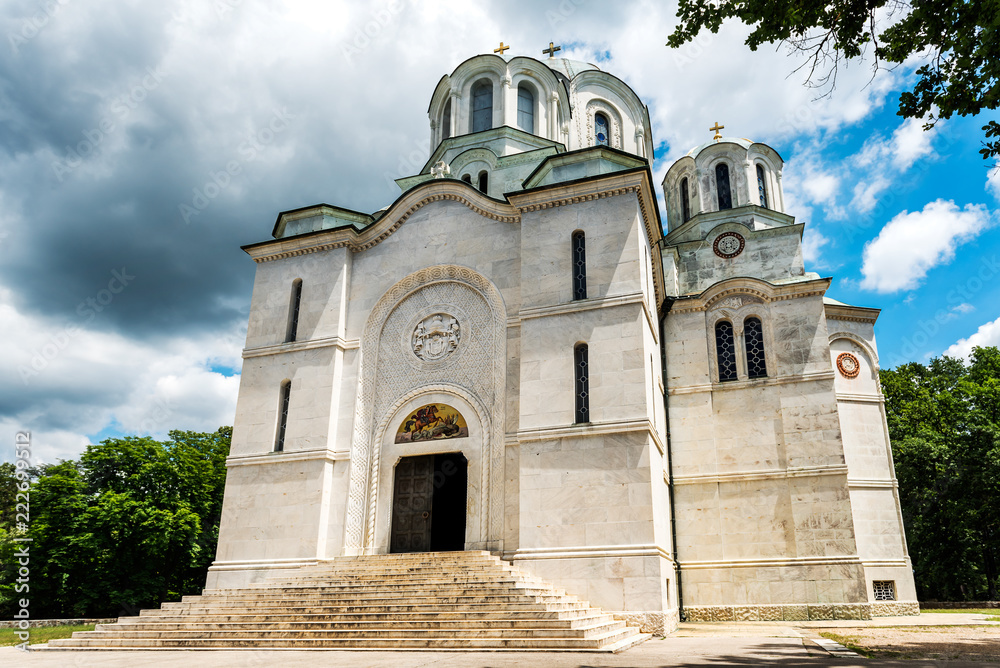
[542,42,561,58]
[494,42,510,55]
[710,122,725,142]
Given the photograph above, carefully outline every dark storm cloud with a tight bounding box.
[0,0,431,344]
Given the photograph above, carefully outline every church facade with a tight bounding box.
[208,50,918,632]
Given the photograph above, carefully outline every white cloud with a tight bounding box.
[801,227,831,266]
[953,302,975,314]
[0,287,241,463]
[859,200,994,293]
[988,166,1000,201]
[890,117,935,170]
[945,316,1000,359]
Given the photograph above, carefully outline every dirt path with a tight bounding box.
[816,624,1000,662]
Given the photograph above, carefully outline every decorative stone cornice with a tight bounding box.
[670,276,832,314]
[673,464,848,486]
[244,182,520,264]
[225,448,350,467]
[243,336,360,359]
[825,302,881,323]
[666,369,835,396]
[516,417,665,456]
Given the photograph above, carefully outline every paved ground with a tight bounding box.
[2,613,995,667]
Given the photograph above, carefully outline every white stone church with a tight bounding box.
[209,48,918,632]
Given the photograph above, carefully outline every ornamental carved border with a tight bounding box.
[583,99,622,149]
[343,265,507,555]
[836,351,861,379]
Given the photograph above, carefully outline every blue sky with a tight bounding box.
[1,0,997,462]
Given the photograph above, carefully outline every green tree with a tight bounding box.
[881,347,1000,600]
[667,0,1000,160]
[0,427,231,618]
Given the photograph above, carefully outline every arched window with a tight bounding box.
[715,321,738,382]
[461,174,472,184]
[442,99,452,140]
[275,380,291,452]
[594,113,609,146]
[716,162,732,210]
[572,230,587,300]
[680,177,691,223]
[477,170,488,193]
[574,343,590,423]
[517,84,534,133]
[756,164,768,208]
[472,81,493,133]
[285,279,302,343]
[744,317,767,378]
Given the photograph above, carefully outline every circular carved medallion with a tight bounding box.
[837,352,861,378]
[713,232,745,259]
[412,313,461,361]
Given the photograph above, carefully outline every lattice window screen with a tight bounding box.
[873,581,896,601]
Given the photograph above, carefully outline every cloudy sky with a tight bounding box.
[3,0,999,463]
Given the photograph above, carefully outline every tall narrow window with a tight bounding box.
[275,380,291,452]
[757,164,768,208]
[572,230,587,300]
[478,171,488,193]
[716,163,732,210]
[286,279,302,343]
[715,321,738,382]
[680,177,691,223]
[472,81,493,133]
[574,344,590,423]
[517,84,534,133]
[461,174,472,184]
[442,99,452,140]
[744,317,767,379]
[594,113,609,146]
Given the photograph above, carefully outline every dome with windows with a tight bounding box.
[403,50,654,199]
[662,136,786,231]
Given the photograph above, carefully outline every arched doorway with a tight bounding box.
[390,452,468,553]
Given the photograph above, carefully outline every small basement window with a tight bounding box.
[873,581,896,601]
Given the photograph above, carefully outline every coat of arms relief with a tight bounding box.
[412,313,461,361]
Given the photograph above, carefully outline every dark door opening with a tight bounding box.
[390,452,467,553]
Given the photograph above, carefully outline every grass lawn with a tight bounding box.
[0,624,95,646]
[922,608,1000,621]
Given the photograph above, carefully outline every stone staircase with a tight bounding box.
[46,551,649,652]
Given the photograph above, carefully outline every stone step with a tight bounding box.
[48,627,637,650]
[47,552,647,653]
[116,608,613,627]
[185,586,563,601]
[143,601,591,616]
[160,594,579,611]
[102,615,617,631]
[74,622,627,640]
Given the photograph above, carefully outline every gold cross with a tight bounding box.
[542,42,561,58]
[494,42,510,55]
[710,122,725,141]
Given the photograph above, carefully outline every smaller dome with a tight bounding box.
[686,137,754,158]
[544,57,600,79]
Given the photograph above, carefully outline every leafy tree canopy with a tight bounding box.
[881,347,1000,600]
[667,0,1000,160]
[0,427,231,618]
